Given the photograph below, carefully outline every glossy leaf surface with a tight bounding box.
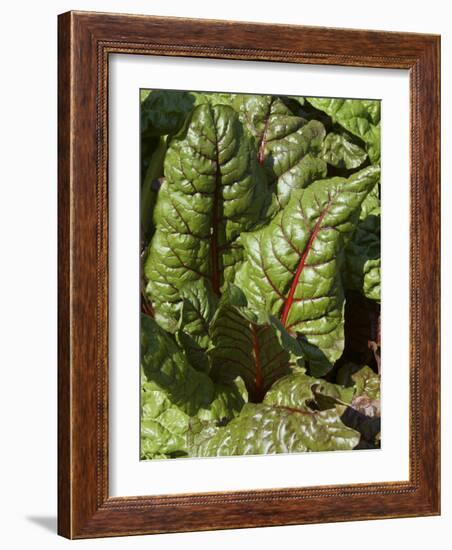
[191,403,360,456]
[235,95,327,207]
[236,165,380,373]
[145,103,270,330]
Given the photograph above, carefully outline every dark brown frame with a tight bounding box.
[58,10,440,539]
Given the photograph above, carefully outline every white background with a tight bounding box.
[0,0,449,548]
[110,56,409,496]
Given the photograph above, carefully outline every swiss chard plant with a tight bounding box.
[140,89,381,459]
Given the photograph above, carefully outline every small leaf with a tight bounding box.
[179,279,218,350]
[337,363,380,400]
[321,132,367,169]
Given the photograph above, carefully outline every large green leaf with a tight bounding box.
[191,403,360,456]
[235,95,327,207]
[344,185,381,301]
[236,165,380,374]
[144,103,270,331]
[208,287,292,401]
[141,378,247,459]
[306,97,381,163]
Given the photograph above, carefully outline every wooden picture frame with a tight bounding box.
[58,10,440,539]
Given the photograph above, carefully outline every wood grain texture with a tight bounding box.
[57,10,440,539]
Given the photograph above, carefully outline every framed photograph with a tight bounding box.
[58,11,440,538]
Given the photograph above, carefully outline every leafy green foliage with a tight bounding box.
[306,97,381,163]
[140,90,381,459]
[235,95,327,208]
[208,286,293,401]
[140,315,246,458]
[144,103,270,331]
[236,165,380,374]
[320,132,367,170]
[191,404,360,457]
[344,185,381,301]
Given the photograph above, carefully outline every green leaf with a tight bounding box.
[175,280,218,373]
[321,132,367,170]
[200,378,248,422]
[235,95,327,207]
[145,103,270,328]
[264,372,318,409]
[141,315,247,458]
[141,90,195,138]
[140,89,151,103]
[337,363,380,444]
[191,403,360,456]
[337,363,380,400]
[344,185,380,301]
[141,383,190,459]
[178,279,218,350]
[141,137,167,242]
[209,287,292,401]
[264,372,355,410]
[236,165,380,374]
[306,97,381,163]
[141,315,215,416]
[191,92,238,108]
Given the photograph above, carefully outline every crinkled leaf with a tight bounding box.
[235,95,327,207]
[264,372,318,410]
[191,92,238,108]
[141,315,245,417]
[337,363,380,400]
[145,103,270,330]
[321,132,367,170]
[306,97,381,163]
[178,279,218,349]
[141,315,247,458]
[264,372,355,410]
[141,315,215,415]
[141,90,195,138]
[191,403,360,456]
[236,165,380,374]
[141,384,190,459]
[336,363,380,443]
[209,286,291,401]
[200,378,248,422]
[344,185,380,301]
